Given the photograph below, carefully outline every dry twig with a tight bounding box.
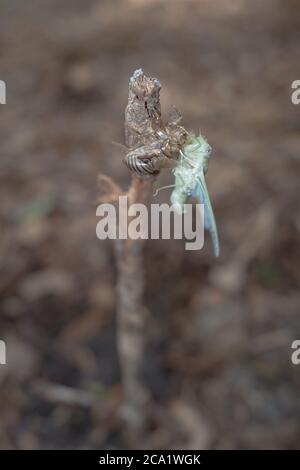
[99,69,188,444]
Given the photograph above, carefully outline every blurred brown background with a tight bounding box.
[0,0,300,449]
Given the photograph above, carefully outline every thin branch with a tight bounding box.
[116,69,162,440]
[113,69,188,445]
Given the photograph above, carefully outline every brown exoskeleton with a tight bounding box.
[123,69,188,176]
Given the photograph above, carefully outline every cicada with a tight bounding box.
[170,134,220,257]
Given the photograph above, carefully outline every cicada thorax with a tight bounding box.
[123,122,189,176]
[153,124,188,163]
[166,125,188,157]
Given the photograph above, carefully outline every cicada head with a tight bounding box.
[184,134,212,174]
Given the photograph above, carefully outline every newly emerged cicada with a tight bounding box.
[170,134,220,257]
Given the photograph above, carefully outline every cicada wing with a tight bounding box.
[192,173,220,257]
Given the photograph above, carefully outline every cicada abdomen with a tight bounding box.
[125,154,160,175]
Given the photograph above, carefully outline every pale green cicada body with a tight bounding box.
[171,134,220,257]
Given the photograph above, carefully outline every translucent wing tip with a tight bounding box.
[213,241,220,258]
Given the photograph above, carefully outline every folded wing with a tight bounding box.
[192,173,220,257]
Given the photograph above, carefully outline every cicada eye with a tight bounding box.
[204,144,212,155]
